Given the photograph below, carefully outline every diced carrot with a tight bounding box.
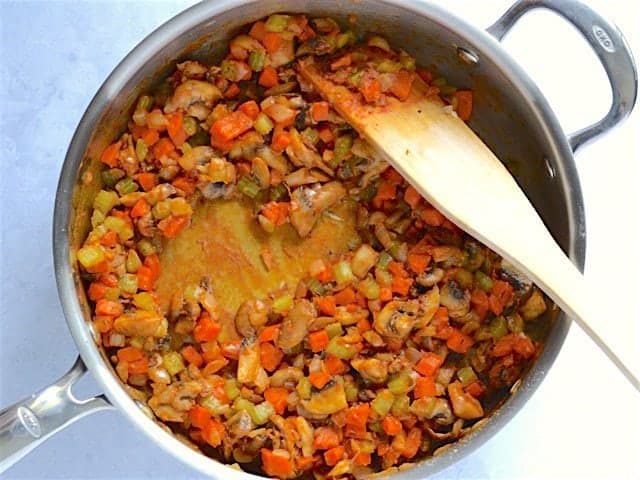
[345,403,370,438]
[140,127,160,147]
[135,172,157,192]
[258,66,279,88]
[261,449,294,478]
[381,415,403,436]
[414,376,437,398]
[414,352,444,377]
[136,265,154,291]
[375,181,397,203]
[402,428,422,459]
[309,330,330,352]
[259,324,280,343]
[100,141,121,167]
[353,452,372,466]
[333,287,354,306]
[421,206,445,227]
[158,215,189,238]
[223,82,241,99]
[249,21,267,41]
[117,346,143,362]
[189,405,211,429]
[200,341,222,362]
[202,418,225,447]
[317,125,334,143]
[260,201,290,226]
[99,230,118,247]
[130,198,150,218]
[470,289,489,319]
[324,354,347,375]
[193,313,221,342]
[492,333,535,359]
[181,345,204,367]
[446,329,474,354]
[297,456,316,471]
[152,137,175,159]
[379,287,393,302]
[143,253,161,281]
[382,168,404,185]
[271,129,291,153]
[356,317,371,333]
[260,342,284,372]
[264,386,289,415]
[313,426,341,450]
[314,296,336,316]
[324,446,345,466]
[239,100,260,120]
[454,90,473,121]
[359,77,382,103]
[95,299,123,316]
[166,112,188,147]
[128,357,149,374]
[465,380,486,398]
[391,276,412,296]
[210,111,254,148]
[172,176,196,196]
[262,32,282,53]
[310,101,330,122]
[403,185,422,208]
[407,253,430,275]
[88,282,107,301]
[389,70,415,101]
[489,280,514,315]
[417,68,433,84]
[330,53,351,71]
[309,371,331,389]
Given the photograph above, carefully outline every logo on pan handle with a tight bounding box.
[17,406,42,438]
[592,24,615,53]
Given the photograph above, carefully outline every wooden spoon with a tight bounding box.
[298,57,640,392]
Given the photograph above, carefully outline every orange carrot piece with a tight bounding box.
[95,299,123,316]
[181,345,204,367]
[414,376,437,398]
[261,449,294,478]
[454,90,473,121]
[152,137,175,159]
[264,386,289,415]
[389,70,415,101]
[414,352,444,377]
[100,141,121,167]
[421,206,445,227]
[310,101,330,122]
[313,426,341,450]
[136,265,154,291]
[345,403,370,438]
[239,100,260,120]
[260,201,290,226]
[249,21,267,41]
[140,127,160,147]
[258,66,279,88]
[262,32,282,53]
[117,346,144,362]
[202,418,225,447]
[128,357,149,374]
[210,111,253,148]
[317,125,334,143]
[324,354,347,375]
[470,289,489,319]
[260,342,284,372]
[446,329,474,354]
[224,82,241,99]
[166,111,188,147]
[189,405,211,429]
[359,77,382,103]
[403,185,422,208]
[381,415,403,436]
[334,287,356,306]
[99,230,118,247]
[193,313,221,343]
[271,129,291,153]
[143,253,161,281]
[136,172,157,192]
[259,324,280,343]
[130,198,150,218]
[309,330,330,352]
[324,446,345,466]
[314,296,337,316]
[172,176,197,196]
[309,371,331,389]
[391,276,412,296]
[379,287,393,302]
[158,215,189,238]
[88,281,107,301]
[407,253,431,275]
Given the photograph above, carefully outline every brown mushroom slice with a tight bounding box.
[351,357,389,384]
[373,300,420,340]
[301,381,348,415]
[290,182,346,237]
[439,280,470,320]
[235,298,271,340]
[276,299,316,350]
[519,288,547,320]
[447,381,484,419]
[499,259,534,311]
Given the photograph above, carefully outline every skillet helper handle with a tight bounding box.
[487,0,638,152]
[0,356,112,473]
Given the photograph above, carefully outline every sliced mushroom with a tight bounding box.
[416,266,444,288]
[285,128,332,174]
[519,288,547,320]
[447,381,484,419]
[373,300,419,340]
[226,410,254,439]
[164,80,221,113]
[439,280,470,320]
[301,381,348,415]
[235,298,271,340]
[351,357,389,384]
[290,182,346,237]
[276,299,316,350]
[499,259,533,311]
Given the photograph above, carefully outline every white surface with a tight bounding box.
[0,0,638,478]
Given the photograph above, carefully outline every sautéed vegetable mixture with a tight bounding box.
[77,13,549,479]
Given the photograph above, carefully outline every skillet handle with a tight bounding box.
[0,357,113,473]
[487,0,638,152]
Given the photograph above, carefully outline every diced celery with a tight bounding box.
[410,396,437,418]
[104,287,120,301]
[251,401,275,425]
[367,36,391,52]
[351,244,379,278]
[399,54,416,71]
[169,197,193,216]
[371,389,394,416]
[248,50,266,72]
[388,372,414,395]
[201,395,228,415]
[118,273,138,295]
[93,190,120,215]
[77,245,105,269]
[326,336,357,360]
[183,116,198,136]
[104,216,134,241]
[301,127,318,145]
[220,60,239,81]
[307,278,326,296]
[135,139,148,161]
[152,200,171,220]
[115,177,138,195]
[332,135,352,166]
[457,366,477,386]
[272,293,294,314]
[237,177,261,199]
[137,239,157,257]
[136,95,154,111]
[333,260,355,286]
[265,14,290,32]
[455,269,474,289]
[129,336,144,349]
[432,77,447,88]
[163,351,185,376]
[376,268,393,287]
[475,271,493,292]
[490,316,508,340]
[126,249,142,273]
[133,292,156,311]
[91,209,105,228]
[376,59,401,73]
[297,377,311,400]
[189,130,210,147]
[101,168,125,187]
[225,379,241,400]
[325,322,344,339]
[344,379,359,402]
[358,183,377,202]
[387,242,407,262]
[336,30,357,48]
[376,251,393,270]
[254,112,274,135]
[391,394,410,417]
[357,277,380,300]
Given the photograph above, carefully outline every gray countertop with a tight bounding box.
[1,1,639,478]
